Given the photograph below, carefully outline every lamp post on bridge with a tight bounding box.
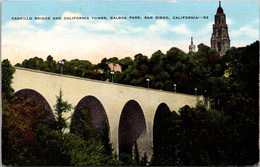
[111,71,114,83]
[59,60,64,74]
[173,84,176,92]
[195,87,198,103]
[146,78,150,88]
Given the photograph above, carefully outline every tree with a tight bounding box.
[70,107,122,166]
[53,89,72,133]
[140,152,148,166]
[44,55,57,72]
[119,57,133,71]
[133,141,140,165]
[20,57,45,70]
[99,119,113,156]
[3,91,121,166]
[24,122,71,166]
[2,59,15,100]
[2,96,51,165]
[107,57,119,64]
[70,107,96,140]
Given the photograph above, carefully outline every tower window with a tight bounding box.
[218,30,221,37]
[218,42,221,52]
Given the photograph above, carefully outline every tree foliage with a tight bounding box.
[3,90,121,166]
[2,59,15,99]
[153,102,258,166]
[53,89,72,133]
[133,141,140,165]
[2,96,51,165]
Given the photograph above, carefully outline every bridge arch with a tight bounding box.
[153,103,172,163]
[119,99,146,156]
[72,95,109,131]
[13,88,54,119]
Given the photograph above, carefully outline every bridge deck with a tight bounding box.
[13,66,198,98]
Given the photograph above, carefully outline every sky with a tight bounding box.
[1,0,259,65]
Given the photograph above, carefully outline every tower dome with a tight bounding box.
[217,1,224,14]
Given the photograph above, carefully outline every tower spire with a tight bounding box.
[189,37,196,52]
[219,1,221,7]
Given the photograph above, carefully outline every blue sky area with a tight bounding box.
[2,0,259,64]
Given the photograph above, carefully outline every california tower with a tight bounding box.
[211,1,230,55]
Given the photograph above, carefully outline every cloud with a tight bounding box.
[226,18,234,25]
[3,12,182,65]
[147,20,192,36]
[230,25,258,38]
[192,21,213,45]
[1,11,210,66]
[5,20,35,30]
[172,23,191,35]
[253,19,259,24]
[35,20,43,24]
[148,20,169,33]
[2,23,186,65]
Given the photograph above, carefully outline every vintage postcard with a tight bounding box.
[1,0,259,166]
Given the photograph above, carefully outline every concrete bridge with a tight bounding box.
[12,67,204,158]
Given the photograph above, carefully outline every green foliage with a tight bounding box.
[140,152,148,166]
[119,153,133,166]
[70,107,121,165]
[133,141,140,165]
[70,107,95,139]
[2,96,51,165]
[45,55,57,72]
[53,89,72,133]
[62,132,105,166]
[21,57,45,70]
[23,122,71,166]
[100,119,113,156]
[153,101,258,165]
[3,90,121,166]
[16,56,103,80]
[119,57,133,71]
[2,59,15,100]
